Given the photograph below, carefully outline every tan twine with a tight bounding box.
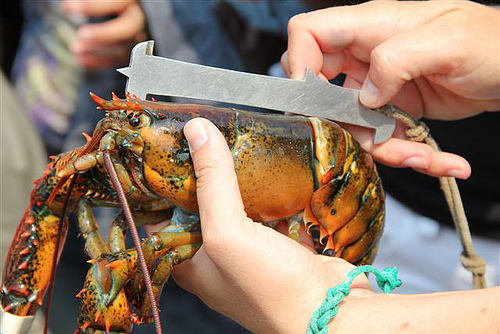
[376,104,487,289]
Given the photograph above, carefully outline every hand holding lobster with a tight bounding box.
[173,119,500,334]
[173,118,372,333]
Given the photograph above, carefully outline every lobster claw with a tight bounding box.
[99,252,138,306]
[77,253,136,332]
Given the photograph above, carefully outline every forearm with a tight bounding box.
[329,287,499,333]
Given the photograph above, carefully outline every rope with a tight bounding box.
[308,266,402,334]
[376,104,487,289]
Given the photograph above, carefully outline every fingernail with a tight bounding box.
[290,68,305,80]
[402,156,429,170]
[280,52,290,77]
[446,169,465,179]
[184,120,208,151]
[360,77,381,107]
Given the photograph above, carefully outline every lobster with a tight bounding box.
[1,93,385,333]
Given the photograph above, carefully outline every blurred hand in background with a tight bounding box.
[61,0,147,69]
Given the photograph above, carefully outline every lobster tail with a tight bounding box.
[306,118,385,264]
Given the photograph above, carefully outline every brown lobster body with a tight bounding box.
[140,103,316,222]
[1,96,384,333]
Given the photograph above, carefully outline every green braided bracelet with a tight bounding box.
[308,266,402,334]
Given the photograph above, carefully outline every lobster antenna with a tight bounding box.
[44,174,78,334]
[103,152,163,334]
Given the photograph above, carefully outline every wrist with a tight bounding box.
[276,286,374,334]
[323,288,377,333]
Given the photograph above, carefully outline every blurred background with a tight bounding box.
[1,0,498,333]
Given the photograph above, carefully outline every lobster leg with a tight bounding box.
[108,215,127,253]
[134,243,201,323]
[126,208,200,312]
[126,227,201,305]
[77,199,110,258]
[76,205,173,333]
[79,225,201,321]
[76,201,133,333]
[108,210,173,253]
[286,213,303,243]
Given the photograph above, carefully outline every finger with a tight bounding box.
[75,4,145,45]
[344,75,425,119]
[61,0,131,16]
[286,2,462,83]
[341,78,463,178]
[343,75,363,90]
[286,13,323,80]
[281,50,328,82]
[318,51,369,82]
[172,248,221,299]
[73,51,130,69]
[286,2,428,80]
[359,9,474,108]
[71,38,135,54]
[183,119,251,241]
[280,51,291,77]
[344,124,471,179]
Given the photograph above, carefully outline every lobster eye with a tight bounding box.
[129,118,141,127]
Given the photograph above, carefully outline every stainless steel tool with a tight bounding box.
[118,41,395,144]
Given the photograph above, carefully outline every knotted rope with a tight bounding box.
[308,266,402,334]
[376,104,487,289]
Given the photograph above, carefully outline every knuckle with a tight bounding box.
[202,234,226,253]
[370,46,393,75]
[287,13,307,34]
[193,155,231,180]
[193,160,235,196]
[370,45,412,83]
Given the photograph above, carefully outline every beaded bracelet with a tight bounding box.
[308,265,402,334]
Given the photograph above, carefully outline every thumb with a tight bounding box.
[183,118,249,241]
